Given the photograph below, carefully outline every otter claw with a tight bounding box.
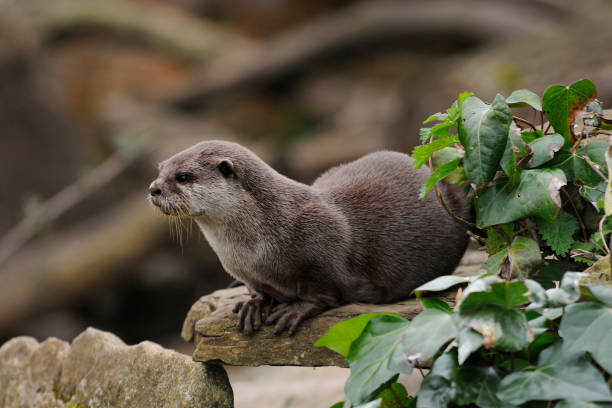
[233,294,270,335]
[265,301,320,336]
[232,301,244,314]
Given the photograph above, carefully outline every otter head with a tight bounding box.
[148,141,252,220]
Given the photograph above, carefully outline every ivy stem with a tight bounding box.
[583,155,609,183]
[491,225,512,244]
[544,122,552,135]
[571,132,584,152]
[561,188,580,206]
[389,385,402,406]
[515,152,532,169]
[599,215,610,254]
[561,187,587,241]
[426,140,476,228]
[466,229,486,244]
[417,367,426,378]
[513,116,538,132]
[540,111,544,133]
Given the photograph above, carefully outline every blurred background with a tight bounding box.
[1,0,611,405]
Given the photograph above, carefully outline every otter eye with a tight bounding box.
[175,173,193,184]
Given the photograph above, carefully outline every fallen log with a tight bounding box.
[5,0,246,63]
[164,0,560,109]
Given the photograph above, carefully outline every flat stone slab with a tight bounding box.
[182,286,456,367]
[0,327,233,408]
[182,248,483,367]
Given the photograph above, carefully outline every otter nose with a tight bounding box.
[149,186,162,196]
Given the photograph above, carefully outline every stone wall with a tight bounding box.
[0,327,233,408]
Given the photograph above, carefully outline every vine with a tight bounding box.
[316,79,612,408]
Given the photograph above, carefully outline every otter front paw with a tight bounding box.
[265,301,322,336]
[232,293,272,335]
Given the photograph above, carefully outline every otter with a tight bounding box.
[149,141,470,335]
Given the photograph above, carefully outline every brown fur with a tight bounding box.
[149,141,470,335]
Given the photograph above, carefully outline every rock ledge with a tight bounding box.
[182,286,456,367]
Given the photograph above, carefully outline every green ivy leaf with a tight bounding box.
[420,122,454,144]
[527,313,551,337]
[500,123,529,189]
[525,279,547,309]
[506,89,542,111]
[496,342,612,404]
[542,79,597,146]
[542,308,563,320]
[376,383,415,408]
[345,315,411,405]
[528,133,564,168]
[416,352,456,408]
[411,136,457,170]
[446,91,475,124]
[546,148,575,180]
[485,223,513,255]
[420,298,452,313]
[432,147,461,167]
[419,158,461,199]
[529,331,558,358]
[420,351,515,408]
[455,326,483,364]
[546,288,578,307]
[474,169,567,228]
[507,236,542,279]
[315,313,397,358]
[536,211,579,256]
[401,309,457,364]
[459,281,530,312]
[460,94,512,187]
[521,130,543,143]
[354,401,382,408]
[544,271,584,308]
[423,112,448,124]
[432,147,466,186]
[417,376,452,408]
[559,301,612,374]
[482,248,508,275]
[546,141,608,184]
[456,282,532,351]
[556,401,611,408]
[580,182,606,210]
[605,143,612,216]
[574,141,609,185]
[454,366,516,408]
[457,275,504,306]
[413,275,473,294]
[584,285,612,307]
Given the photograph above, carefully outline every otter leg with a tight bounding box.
[265,301,325,336]
[232,290,273,335]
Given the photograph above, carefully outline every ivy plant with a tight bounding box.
[316,79,612,407]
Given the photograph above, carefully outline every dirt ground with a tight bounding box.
[226,365,424,408]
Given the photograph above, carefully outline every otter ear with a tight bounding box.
[217,159,235,178]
